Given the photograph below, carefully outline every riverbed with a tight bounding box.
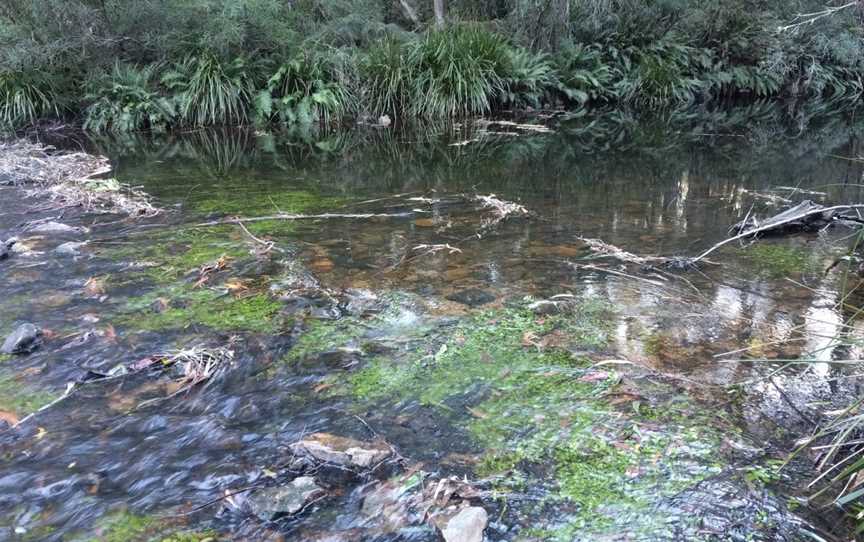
[1,111,862,541]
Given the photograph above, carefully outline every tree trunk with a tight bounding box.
[398,0,420,27]
[433,0,445,28]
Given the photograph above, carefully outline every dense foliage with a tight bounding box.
[2,0,864,130]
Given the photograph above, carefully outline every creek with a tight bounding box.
[1,112,863,541]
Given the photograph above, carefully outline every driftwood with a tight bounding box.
[1,141,160,217]
[692,201,864,264]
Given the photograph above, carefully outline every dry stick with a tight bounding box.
[234,219,285,254]
[197,211,414,227]
[691,204,864,264]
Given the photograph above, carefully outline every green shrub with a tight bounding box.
[553,42,619,105]
[83,63,175,133]
[254,50,354,126]
[408,24,509,118]
[617,40,710,107]
[361,37,415,117]
[0,70,58,129]
[499,47,556,109]
[162,52,253,127]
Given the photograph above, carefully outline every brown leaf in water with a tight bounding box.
[466,407,488,419]
[0,410,19,425]
[579,371,610,383]
[608,392,644,405]
[41,328,57,340]
[225,279,249,294]
[84,276,106,297]
[101,325,117,343]
[414,218,435,227]
[313,382,334,394]
[311,258,334,272]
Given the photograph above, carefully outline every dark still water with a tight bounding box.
[2,109,864,541]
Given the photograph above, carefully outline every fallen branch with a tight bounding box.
[691,202,864,265]
[197,211,414,227]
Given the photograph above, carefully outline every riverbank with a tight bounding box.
[1,124,862,540]
[4,1,864,132]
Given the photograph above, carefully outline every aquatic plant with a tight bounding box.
[162,52,253,127]
[83,63,175,133]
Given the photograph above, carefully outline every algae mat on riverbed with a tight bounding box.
[279,297,801,540]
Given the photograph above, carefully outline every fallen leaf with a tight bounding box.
[0,410,19,425]
[313,382,334,394]
[578,371,610,383]
[84,276,106,297]
[102,325,117,342]
[35,427,47,440]
[521,331,539,347]
[466,407,488,419]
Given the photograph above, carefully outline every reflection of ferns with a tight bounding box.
[0,71,58,129]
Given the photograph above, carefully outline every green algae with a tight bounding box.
[102,225,248,284]
[194,189,344,216]
[0,373,57,416]
[344,300,612,405]
[0,354,10,364]
[82,511,217,542]
[283,317,368,363]
[316,298,741,537]
[115,286,283,333]
[741,243,818,278]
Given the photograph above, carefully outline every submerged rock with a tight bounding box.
[445,288,495,307]
[528,294,577,315]
[29,221,78,234]
[54,241,88,256]
[0,238,15,260]
[248,476,325,520]
[1,323,42,354]
[290,433,392,468]
[435,506,488,542]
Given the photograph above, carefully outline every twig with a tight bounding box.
[197,212,414,227]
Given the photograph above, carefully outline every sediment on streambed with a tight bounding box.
[0,141,160,217]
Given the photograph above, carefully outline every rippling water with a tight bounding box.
[2,110,864,541]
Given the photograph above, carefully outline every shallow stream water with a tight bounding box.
[3,110,864,541]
